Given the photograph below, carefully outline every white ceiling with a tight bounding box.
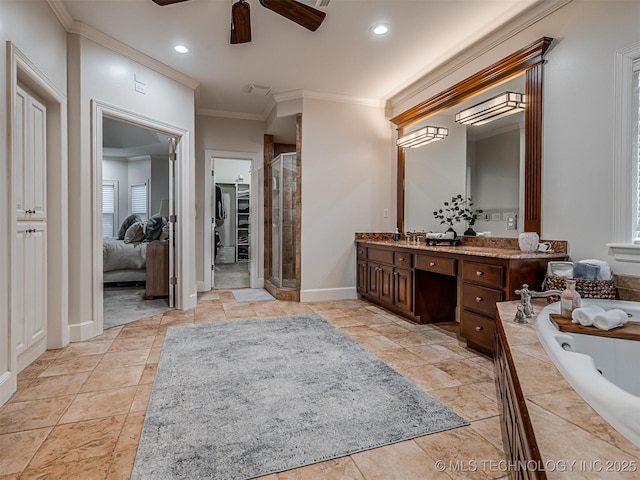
[59,0,540,118]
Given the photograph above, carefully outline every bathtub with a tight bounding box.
[535,299,640,448]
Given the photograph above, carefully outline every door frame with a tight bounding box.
[91,101,189,336]
[201,149,261,291]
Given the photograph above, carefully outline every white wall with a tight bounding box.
[150,154,170,218]
[389,0,640,276]
[215,158,252,184]
[67,34,196,340]
[195,115,266,288]
[0,0,68,404]
[300,98,393,301]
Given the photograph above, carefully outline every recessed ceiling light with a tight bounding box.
[371,24,389,36]
[174,45,189,54]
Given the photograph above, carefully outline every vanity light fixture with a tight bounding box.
[396,126,449,148]
[455,91,526,126]
[174,45,189,54]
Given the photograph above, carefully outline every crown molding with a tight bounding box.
[197,109,266,121]
[46,0,199,91]
[386,0,573,111]
[200,89,382,121]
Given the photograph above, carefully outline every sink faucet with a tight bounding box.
[514,283,563,320]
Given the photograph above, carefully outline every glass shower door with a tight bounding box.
[271,156,281,285]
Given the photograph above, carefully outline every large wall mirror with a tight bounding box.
[392,37,553,236]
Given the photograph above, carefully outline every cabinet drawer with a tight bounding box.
[394,251,412,268]
[356,245,367,260]
[462,261,504,288]
[461,310,496,350]
[462,283,503,316]
[415,254,456,276]
[368,248,394,265]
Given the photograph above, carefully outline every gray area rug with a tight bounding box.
[133,314,468,480]
[103,288,171,329]
[232,288,275,303]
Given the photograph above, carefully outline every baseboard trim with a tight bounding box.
[196,280,207,292]
[300,287,358,303]
[0,371,16,407]
[68,320,96,342]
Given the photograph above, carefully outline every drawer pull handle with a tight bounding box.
[475,325,484,332]
[359,250,364,255]
[429,262,436,266]
[393,271,398,276]
[475,296,483,303]
[399,257,404,261]
[476,271,484,277]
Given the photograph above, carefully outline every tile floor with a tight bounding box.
[0,292,508,480]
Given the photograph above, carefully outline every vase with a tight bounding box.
[445,226,457,239]
[518,232,539,253]
[464,226,477,236]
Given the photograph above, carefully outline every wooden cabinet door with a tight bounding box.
[379,264,394,304]
[357,260,367,293]
[367,262,380,297]
[394,267,413,312]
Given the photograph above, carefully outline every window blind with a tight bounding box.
[102,181,116,238]
[633,62,640,243]
[131,182,148,221]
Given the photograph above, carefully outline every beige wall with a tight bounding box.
[300,98,394,301]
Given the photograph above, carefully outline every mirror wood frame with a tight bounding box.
[391,37,553,235]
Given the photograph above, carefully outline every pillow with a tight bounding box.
[118,214,141,240]
[144,215,167,242]
[124,222,145,244]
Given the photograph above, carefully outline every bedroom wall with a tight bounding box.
[0,0,68,404]
[67,34,196,341]
[150,154,170,218]
[300,98,393,301]
[388,0,640,276]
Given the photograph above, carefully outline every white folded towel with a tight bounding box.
[593,309,628,331]
[571,306,605,326]
[578,259,612,280]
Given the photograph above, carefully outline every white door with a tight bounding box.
[13,85,48,372]
[14,85,47,220]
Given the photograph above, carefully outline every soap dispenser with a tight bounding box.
[393,228,401,241]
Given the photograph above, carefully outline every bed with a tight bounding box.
[103,238,147,284]
[103,214,168,284]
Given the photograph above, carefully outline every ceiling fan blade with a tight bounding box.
[152,0,191,6]
[259,0,326,31]
[231,0,252,44]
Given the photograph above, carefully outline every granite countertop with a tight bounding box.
[355,238,568,260]
[496,299,640,478]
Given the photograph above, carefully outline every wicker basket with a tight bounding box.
[542,274,617,303]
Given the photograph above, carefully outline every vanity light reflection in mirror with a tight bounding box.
[403,75,525,237]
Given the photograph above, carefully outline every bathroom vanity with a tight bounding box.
[355,236,567,355]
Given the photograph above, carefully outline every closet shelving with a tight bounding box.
[236,183,250,262]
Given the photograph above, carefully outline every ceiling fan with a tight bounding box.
[151,0,326,45]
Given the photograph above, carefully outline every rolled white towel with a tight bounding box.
[593,309,628,331]
[571,306,605,326]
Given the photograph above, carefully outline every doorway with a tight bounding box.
[101,117,174,328]
[212,158,252,289]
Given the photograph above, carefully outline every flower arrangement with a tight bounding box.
[433,195,483,229]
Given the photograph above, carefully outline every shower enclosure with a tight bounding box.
[266,152,298,298]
